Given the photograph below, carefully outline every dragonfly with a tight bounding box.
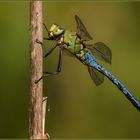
[37,15,140,111]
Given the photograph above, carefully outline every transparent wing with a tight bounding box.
[75,15,93,41]
[63,49,75,57]
[88,67,104,86]
[86,42,112,64]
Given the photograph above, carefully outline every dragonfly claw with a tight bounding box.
[36,39,43,46]
[34,76,43,84]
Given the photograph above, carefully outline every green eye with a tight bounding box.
[57,28,61,32]
[55,27,64,35]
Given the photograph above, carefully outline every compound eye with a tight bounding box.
[57,28,62,32]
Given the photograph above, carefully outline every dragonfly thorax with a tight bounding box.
[48,24,65,39]
[63,30,83,54]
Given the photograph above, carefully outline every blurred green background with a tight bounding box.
[0,1,140,138]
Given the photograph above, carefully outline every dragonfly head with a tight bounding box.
[48,24,65,39]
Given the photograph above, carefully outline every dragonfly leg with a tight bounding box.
[35,48,62,83]
[43,23,51,40]
[43,23,49,33]
[44,48,62,75]
[36,39,43,46]
[36,39,58,58]
[44,44,58,58]
[35,70,60,84]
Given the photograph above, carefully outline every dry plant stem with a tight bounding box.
[43,97,48,136]
[29,1,46,139]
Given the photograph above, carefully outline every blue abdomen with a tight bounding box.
[83,52,140,111]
